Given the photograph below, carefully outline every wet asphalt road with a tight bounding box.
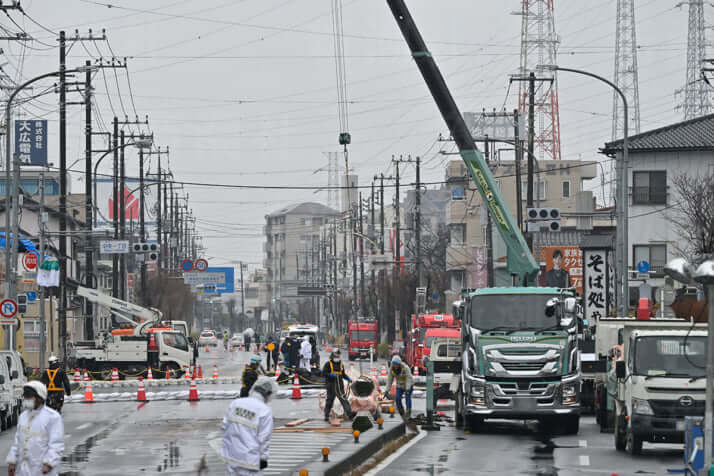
[374,412,684,476]
[0,345,347,475]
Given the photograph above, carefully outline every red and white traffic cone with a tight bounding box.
[414,365,419,377]
[185,366,192,380]
[137,377,147,402]
[205,345,210,353]
[380,365,387,378]
[188,376,199,402]
[212,364,219,379]
[73,368,81,382]
[111,368,119,381]
[83,369,90,382]
[291,374,302,400]
[274,365,281,379]
[198,365,204,379]
[165,367,172,380]
[147,367,153,380]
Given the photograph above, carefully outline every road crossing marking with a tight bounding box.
[578,439,587,448]
[578,455,590,466]
[76,423,92,430]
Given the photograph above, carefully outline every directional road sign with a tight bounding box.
[100,240,130,254]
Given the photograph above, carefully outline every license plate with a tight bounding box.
[513,398,536,411]
[676,420,685,431]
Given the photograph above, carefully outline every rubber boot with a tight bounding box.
[406,409,411,421]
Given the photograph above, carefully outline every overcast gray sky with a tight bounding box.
[5,0,695,268]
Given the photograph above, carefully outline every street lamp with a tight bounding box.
[664,257,714,475]
[548,65,630,317]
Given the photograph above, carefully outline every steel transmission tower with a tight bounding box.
[678,0,711,119]
[611,0,641,204]
[517,0,562,160]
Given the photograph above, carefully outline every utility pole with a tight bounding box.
[39,170,46,367]
[351,205,358,314]
[83,60,93,339]
[359,192,365,316]
[239,262,245,317]
[111,117,119,298]
[415,156,422,287]
[156,153,162,273]
[514,109,523,231]
[370,179,376,317]
[139,144,146,305]
[527,72,535,208]
[58,30,68,362]
[393,157,401,341]
[119,130,126,300]
[485,139,494,287]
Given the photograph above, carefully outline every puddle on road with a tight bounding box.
[157,441,180,472]
[60,420,122,475]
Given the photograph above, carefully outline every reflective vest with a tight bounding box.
[328,361,343,376]
[45,369,62,392]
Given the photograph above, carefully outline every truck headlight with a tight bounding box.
[632,398,654,416]
[561,383,578,404]
[470,384,485,405]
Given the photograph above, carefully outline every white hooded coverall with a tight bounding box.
[299,340,312,370]
[221,395,273,476]
[6,405,64,476]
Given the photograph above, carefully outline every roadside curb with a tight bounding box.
[300,419,406,476]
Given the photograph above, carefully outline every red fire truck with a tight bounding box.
[348,318,378,361]
[406,313,460,373]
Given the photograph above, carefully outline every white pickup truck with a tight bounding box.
[70,287,192,379]
[612,320,707,455]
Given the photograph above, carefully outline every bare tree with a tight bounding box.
[669,174,714,261]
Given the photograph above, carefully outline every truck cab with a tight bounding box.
[613,321,707,455]
[456,288,582,434]
[348,319,378,361]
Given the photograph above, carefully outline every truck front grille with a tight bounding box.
[501,362,543,372]
[649,399,704,417]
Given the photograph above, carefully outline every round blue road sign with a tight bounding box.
[181,259,194,272]
[637,260,650,274]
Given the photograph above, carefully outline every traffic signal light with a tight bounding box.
[133,242,160,261]
[526,208,561,232]
[17,294,27,314]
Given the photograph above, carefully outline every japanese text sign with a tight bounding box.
[15,120,47,165]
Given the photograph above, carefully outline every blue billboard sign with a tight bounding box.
[203,267,235,294]
[15,120,47,166]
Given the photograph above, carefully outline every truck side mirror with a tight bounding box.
[0,375,4,384]
[615,360,626,379]
[11,370,18,379]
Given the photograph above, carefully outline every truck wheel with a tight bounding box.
[561,415,580,435]
[625,429,643,455]
[0,412,6,431]
[614,414,627,451]
[455,388,464,428]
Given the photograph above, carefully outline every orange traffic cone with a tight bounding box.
[414,365,419,377]
[325,342,332,353]
[274,365,280,378]
[73,368,81,382]
[147,367,153,380]
[205,345,210,353]
[291,374,302,400]
[83,369,90,382]
[165,367,171,380]
[188,376,199,401]
[84,381,94,403]
[380,365,387,377]
[212,364,219,379]
[111,368,119,381]
[229,346,234,353]
[185,366,192,380]
[137,377,147,402]
[198,365,203,379]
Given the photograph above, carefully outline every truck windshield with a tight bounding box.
[469,294,562,330]
[633,336,707,377]
[351,331,376,341]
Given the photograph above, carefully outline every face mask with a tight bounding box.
[22,398,35,410]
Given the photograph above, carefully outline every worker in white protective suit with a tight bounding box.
[6,381,64,476]
[299,336,312,370]
[221,376,278,476]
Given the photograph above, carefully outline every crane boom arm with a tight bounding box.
[76,286,161,323]
[386,0,539,284]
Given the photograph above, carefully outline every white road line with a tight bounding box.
[363,430,427,476]
[578,439,587,448]
[76,423,92,430]
[578,455,590,466]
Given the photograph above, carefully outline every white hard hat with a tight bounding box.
[48,355,58,364]
[24,381,48,401]
[303,336,310,342]
[249,376,279,403]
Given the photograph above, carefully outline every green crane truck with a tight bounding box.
[386,0,583,433]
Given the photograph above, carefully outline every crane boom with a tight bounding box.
[76,286,161,324]
[386,0,539,284]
